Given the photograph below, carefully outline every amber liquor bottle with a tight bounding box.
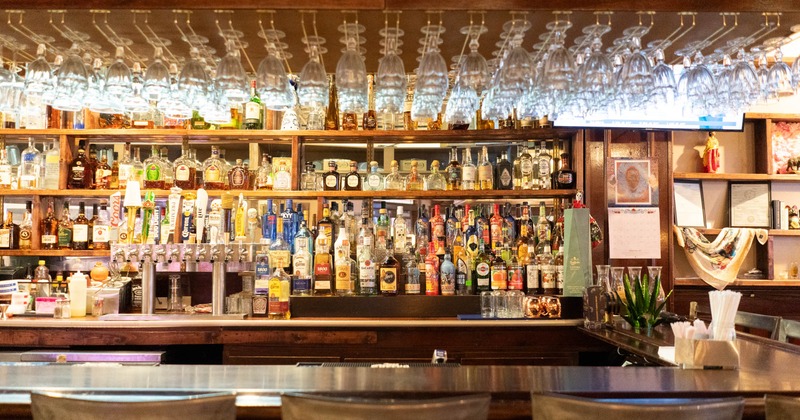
[68,141,93,189]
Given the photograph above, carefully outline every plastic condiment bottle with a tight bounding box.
[69,270,87,317]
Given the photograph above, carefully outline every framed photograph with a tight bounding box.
[729,181,771,228]
[673,180,706,227]
[606,158,659,206]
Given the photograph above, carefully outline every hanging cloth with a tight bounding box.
[673,227,768,290]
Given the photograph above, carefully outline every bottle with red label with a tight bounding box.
[429,204,445,253]
[489,203,503,251]
[425,242,440,295]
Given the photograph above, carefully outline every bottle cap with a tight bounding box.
[397,206,404,215]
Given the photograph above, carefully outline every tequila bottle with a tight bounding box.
[68,141,92,189]
[270,220,291,272]
[429,204,445,253]
[292,214,313,296]
[384,160,406,190]
[478,146,494,190]
[19,201,32,250]
[334,226,352,296]
[425,242,440,295]
[130,147,145,184]
[255,153,274,190]
[445,147,462,191]
[495,152,513,190]
[375,202,391,259]
[536,141,552,190]
[301,162,320,191]
[343,160,362,191]
[202,146,227,190]
[322,161,340,191]
[95,150,112,189]
[273,161,292,191]
[0,149,12,188]
[143,145,165,189]
[228,159,250,190]
[364,161,383,191]
[553,153,577,189]
[268,265,291,319]
[41,203,58,250]
[406,160,424,191]
[43,140,60,190]
[518,144,534,190]
[313,219,333,296]
[173,144,197,190]
[393,205,409,254]
[461,147,477,191]
[425,160,446,191]
[160,147,174,188]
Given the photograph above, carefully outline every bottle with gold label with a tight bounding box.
[269,221,291,271]
[268,265,291,320]
[406,161,424,191]
[313,217,333,296]
[379,239,399,296]
[19,201,32,250]
[228,159,250,190]
[202,146,227,190]
[325,75,340,130]
[334,226,352,296]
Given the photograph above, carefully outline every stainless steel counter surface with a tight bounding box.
[0,317,582,328]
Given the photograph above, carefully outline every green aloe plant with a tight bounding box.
[617,273,673,332]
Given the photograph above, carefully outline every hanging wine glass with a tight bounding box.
[177,47,210,111]
[576,37,614,117]
[215,39,249,104]
[123,62,150,113]
[157,62,192,119]
[51,44,89,112]
[617,37,653,112]
[336,36,368,114]
[0,47,24,115]
[766,46,794,100]
[375,33,406,113]
[24,44,53,99]
[411,23,448,122]
[444,82,479,126]
[727,50,759,113]
[256,46,294,111]
[298,44,329,108]
[649,48,677,114]
[496,34,534,101]
[678,51,718,117]
[457,27,490,96]
[84,57,114,113]
[541,31,574,119]
[143,47,171,102]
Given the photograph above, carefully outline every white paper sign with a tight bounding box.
[608,207,661,259]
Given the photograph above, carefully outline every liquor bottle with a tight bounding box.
[0,211,18,249]
[18,138,41,190]
[117,144,132,190]
[489,203,503,251]
[429,204,445,252]
[142,145,163,189]
[375,202,390,259]
[92,149,110,189]
[244,80,264,129]
[313,218,333,296]
[334,226,352,296]
[455,238,472,295]
[130,147,145,184]
[538,241,556,294]
[294,210,313,254]
[342,111,358,131]
[318,204,334,245]
[292,214,313,296]
[554,153,577,189]
[358,230,377,296]
[536,141,552,189]
[379,239,399,296]
[261,199,277,243]
[202,146,227,190]
[68,141,92,189]
[534,201,551,256]
[490,248,507,290]
[424,242,440,295]
[43,139,60,190]
[270,220,291,272]
[92,203,110,250]
[426,160,446,191]
[404,252,421,295]
[343,160,362,191]
[478,146,494,190]
[72,202,90,250]
[190,110,209,130]
[364,161,383,191]
[475,241,492,292]
[516,204,531,260]
[508,247,524,291]
[445,147,462,191]
[445,206,459,250]
[159,147,174,189]
[392,206,408,255]
[495,151,513,190]
[255,153,274,190]
[0,149,12,188]
[461,147,477,191]
[228,159,249,190]
[384,160,406,190]
[322,161,340,191]
[41,203,58,250]
[416,204,430,252]
[325,75,340,130]
[525,244,540,294]
[518,143,534,190]
[267,265,291,319]
[329,201,341,229]
[356,216,375,258]
[18,201,32,249]
[173,144,197,190]
[273,161,291,191]
[406,160,424,191]
[475,205,490,247]
[440,253,456,295]
[503,203,516,246]
[301,161,320,191]
[88,203,98,249]
[57,202,73,249]
[362,74,377,130]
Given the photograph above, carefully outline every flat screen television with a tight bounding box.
[553,112,745,131]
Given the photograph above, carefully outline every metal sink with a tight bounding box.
[98,313,248,321]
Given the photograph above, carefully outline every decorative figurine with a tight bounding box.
[702,131,720,173]
[789,206,800,230]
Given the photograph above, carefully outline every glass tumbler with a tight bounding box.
[168,275,183,312]
[480,291,494,318]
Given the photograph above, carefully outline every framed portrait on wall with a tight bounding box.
[606,158,659,207]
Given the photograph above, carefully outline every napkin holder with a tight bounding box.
[674,337,740,369]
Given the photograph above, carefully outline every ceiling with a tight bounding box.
[0,7,798,75]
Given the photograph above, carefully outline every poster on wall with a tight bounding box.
[606,158,659,207]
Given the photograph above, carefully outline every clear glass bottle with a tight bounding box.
[228,159,250,190]
[18,201,32,250]
[18,138,41,190]
[92,203,110,250]
[202,146,227,190]
[255,153,274,190]
[43,139,60,190]
[489,203,503,251]
[130,147,145,184]
[159,147,174,188]
[392,205,409,255]
[358,231,377,296]
[356,216,375,259]
[461,147,477,191]
[495,152,513,190]
[273,161,292,191]
[534,201,551,256]
[384,160,406,190]
[269,219,291,271]
[143,145,164,189]
[334,226,352,296]
[313,218,333,296]
[455,238,472,295]
[406,160,424,191]
[0,149,13,188]
[404,252,421,295]
[301,161,320,191]
[429,204,445,253]
[519,144,534,190]
[364,161,383,191]
[173,144,197,190]
[537,242,556,294]
[343,160,362,191]
[536,141,552,190]
[117,143,132,190]
[292,213,313,296]
[478,146,494,190]
[415,204,430,253]
[72,202,90,250]
[445,147,462,191]
[425,160,446,191]
[267,265,291,320]
[440,253,456,296]
[322,161,340,191]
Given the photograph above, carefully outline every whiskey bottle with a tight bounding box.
[41,202,58,250]
[362,74,377,130]
[461,147,477,191]
[554,153,577,189]
[68,141,92,189]
[343,160,362,191]
[425,160,446,191]
[19,201,32,250]
[92,203,110,251]
[478,146,494,190]
[173,144,197,190]
[322,161,340,191]
[405,160,424,191]
[228,159,250,190]
[445,147,462,191]
[255,153,274,190]
[57,202,73,249]
[0,149,12,188]
[72,202,90,250]
[0,211,19,249]
[379,239,399,296]
[495,152,513,190]
[202,146,227,190]
[94,149,112,189]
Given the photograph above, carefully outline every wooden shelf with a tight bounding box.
[688,228,800,237]
[1,188,577,200]
[674,172,800,182]
[0,249,109,257]
[674,277,800,287]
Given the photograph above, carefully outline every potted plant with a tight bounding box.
[617,273,672,334]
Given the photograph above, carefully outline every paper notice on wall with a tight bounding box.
[608,207,661,259]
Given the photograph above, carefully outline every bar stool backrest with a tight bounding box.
[280,393,491,420]
[30,391,236,420]
[778,319,800,343]
[734,311,782,340]
[531,393,744,420]
[765,394,800,420]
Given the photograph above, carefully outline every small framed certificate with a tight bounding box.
[673,180,706,227]
[729,181,771,228]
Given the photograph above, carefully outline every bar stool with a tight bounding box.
[30,391,236,420]
[531,393,744,420]
[734,311,782,340]
[280,393,491,420]
[765,394,800,419]
[778,319,800,343]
